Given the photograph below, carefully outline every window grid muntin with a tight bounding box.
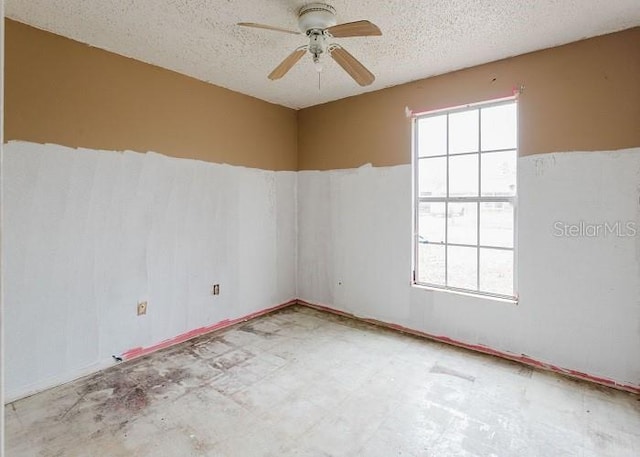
[444,115,449,284]
[418,148,518,161]
[414,98,517,300]
[477,108,482,289]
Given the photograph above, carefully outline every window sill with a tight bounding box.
[412,283,519,305]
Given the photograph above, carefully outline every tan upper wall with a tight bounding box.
[4,19,298,171]
[6,20,639,172]
[298,27,640,170]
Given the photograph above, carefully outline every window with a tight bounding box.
[413,98,517,300]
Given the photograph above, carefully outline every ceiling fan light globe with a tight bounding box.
[298,3,337,33]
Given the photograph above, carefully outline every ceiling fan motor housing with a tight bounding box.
[308,32,328,60]
[298,3,337,33]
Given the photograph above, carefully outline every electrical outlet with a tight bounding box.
[212,284,220,295]
[137,301,147,316]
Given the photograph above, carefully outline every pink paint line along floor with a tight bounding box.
[5,305,640,456]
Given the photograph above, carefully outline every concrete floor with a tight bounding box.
[5,305,640,456]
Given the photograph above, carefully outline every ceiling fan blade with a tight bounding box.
[237,22,301,35]
[330,46,375,86]
[268,47,307,80]
[326,20,382,38]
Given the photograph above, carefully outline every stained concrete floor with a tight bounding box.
[5,305,640,457]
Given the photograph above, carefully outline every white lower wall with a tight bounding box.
[6,142,640,399]
[297,148,640,387]
[4,141,297,401]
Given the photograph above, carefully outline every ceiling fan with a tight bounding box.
[238,3,381,86]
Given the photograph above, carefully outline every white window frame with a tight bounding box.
[411,96,518,302]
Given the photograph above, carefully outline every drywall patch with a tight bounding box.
[533,154,557,176]
[3,141,297,401]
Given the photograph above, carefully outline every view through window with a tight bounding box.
[413,98,517,299]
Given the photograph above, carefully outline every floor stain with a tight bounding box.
[6,305,639,457]
[209,349,255,371]
[517,366,534,378]
[55,365,195,431]
[239,323,277,338]
[592,430,614,449]
[430,363,476,382]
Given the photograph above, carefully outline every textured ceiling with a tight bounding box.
[7,1,640,109]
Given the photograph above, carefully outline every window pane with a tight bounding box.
[418,157,446,198]
[449,154,478,197]
[447,245,477,290]
[480,202,514,248]
[447,203,477,245]
[449,109,478,154]
[481,150,516,197]
[417,115,447,157]
[418,202,445,244]
[481,103,517,151]
[480,248,513,296]
[418,243,445,285]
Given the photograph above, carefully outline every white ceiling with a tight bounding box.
[7,1,640,109]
